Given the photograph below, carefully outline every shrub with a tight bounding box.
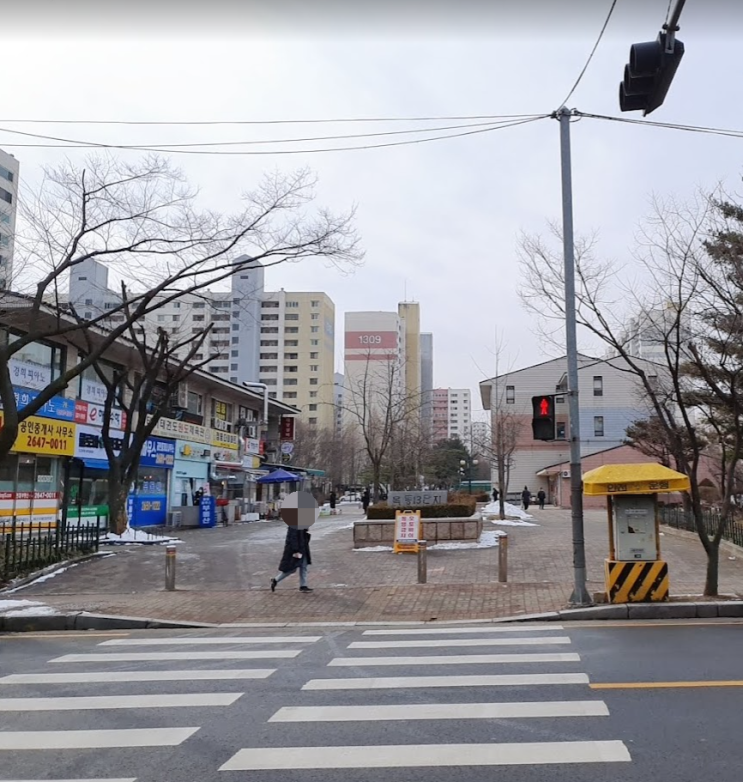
[366,503,476,520]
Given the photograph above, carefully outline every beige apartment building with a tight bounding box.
[259,291,335,429]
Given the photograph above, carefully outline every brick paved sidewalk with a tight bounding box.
[9,505,743,623]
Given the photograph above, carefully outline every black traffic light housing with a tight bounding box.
[531,395,556,441]
[619,31,684,115]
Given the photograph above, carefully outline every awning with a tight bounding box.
[583,463,691,496]
[82,458,109,471]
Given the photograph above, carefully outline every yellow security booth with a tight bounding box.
[582,463,691,604]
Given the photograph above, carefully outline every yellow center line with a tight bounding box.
[1,632,131,640]
[591,681,743,690]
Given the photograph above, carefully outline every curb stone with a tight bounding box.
[4,602,743,632]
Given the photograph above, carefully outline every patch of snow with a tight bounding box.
[0,598,59,616]
[431,530,502,550]
[483,501,535,521]
[6,562,80,592]
[339,522,356,530]
[353,545,393,552]
[490,518,539,527]
[102,527,180,546]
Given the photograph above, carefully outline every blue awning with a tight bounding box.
[82,458,109,471]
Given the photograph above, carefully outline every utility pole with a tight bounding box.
[556,106,591,607]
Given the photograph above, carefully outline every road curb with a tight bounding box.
[3,601,743,632]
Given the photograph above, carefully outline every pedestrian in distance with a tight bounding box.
[522,486,531,511]
[362,488,371,514]
[492,487,499,503]
[271,525,313,593]
[329,490,337,512]
[537,488,546,510]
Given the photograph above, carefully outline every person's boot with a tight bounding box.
[299,586,313,593]
[270,578,277,592]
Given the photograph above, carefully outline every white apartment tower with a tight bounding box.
[0,149,20,290]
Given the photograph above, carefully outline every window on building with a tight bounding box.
[268,391,277,398]
[186,391,202,415]
[309,417,317,425]
[193,301,205,309]
[284,392,298,399]
[261,340,279,347]
[193,314,205,322]
[311,300,319,307]
[0,187,12,204]
[311,339,319,346]
[284,353,298,360]
[310,352,318,359]
[192,327,203,334]
[506,385,515,404]
[261,327,279,334]
[264,378,277,386]
[310,391,318,398]
[556,422,566,439]
[311,326,319,333]
[285,313,299,321]
[310,313,319,320]
[193,353,203,361]
[262,366,278,373]
[262,313,279,321]
[648,375,658,390]
[285,365,298,373]
[260,353,278,360]
[309,378,318,386]
[285,378,298,386]
[309,404,318,411]
[285,327,299,334]
[0,165,14,183]
[232,323,240,330]
[157,314,166,322]
[172,315,180,322]
[230,363,238,370]
[285,340,298,347]
[261,301,279,308]
[310,365,318,372]
[286,301,299,308]
[593,376,603,396]
[594,416,605,437]
[230,349,238,357]
[232,337,239,344]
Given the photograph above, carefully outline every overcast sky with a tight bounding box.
[2,1,742,419]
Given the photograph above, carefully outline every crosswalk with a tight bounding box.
[219,622,632,773]
[0,622,632,778]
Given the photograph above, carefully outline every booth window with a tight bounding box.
[505,385,515,404]
[593,376,604,396]
[594,416,605,437]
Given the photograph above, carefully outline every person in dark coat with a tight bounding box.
[362,488,371,513]
[329,491,337,511]
[270,526,313,592]
[492,487,499,503]
[522,486,531,511]
[537,489,546,510]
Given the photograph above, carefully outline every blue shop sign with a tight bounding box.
[199,495,217,528]
[127,494,168,528]
[140,437,176,468]
[0,386,76,422]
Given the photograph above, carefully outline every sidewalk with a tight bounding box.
[7,506,743,623]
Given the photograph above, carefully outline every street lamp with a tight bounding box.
[459,457,479,495]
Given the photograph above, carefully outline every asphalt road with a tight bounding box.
[1,619,742,781]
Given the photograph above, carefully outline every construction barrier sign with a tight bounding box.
[393,509,421,554]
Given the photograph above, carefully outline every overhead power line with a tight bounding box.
[0,115,550,156]
[0,113,543,127]
[560,0,619,107]
[0,116,548,149]
[578,112,743,140]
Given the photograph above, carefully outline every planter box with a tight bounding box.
[353,516,483,548]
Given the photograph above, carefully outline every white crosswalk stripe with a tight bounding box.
[220,624,632,772]
[0,727,198,750]
[0,669,275,685]
[98,635,320,646]
[50,650,300,663]
[0,693,243,711]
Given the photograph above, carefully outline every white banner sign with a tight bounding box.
[8,359,52,392]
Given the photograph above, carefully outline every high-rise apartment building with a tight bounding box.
[398,301,421,405]
[258,291,335,429]
[431,388,472,443]
[0,149,20,290]
[66,259,335,428]
[622,303,692,365]
[420,332,434,435]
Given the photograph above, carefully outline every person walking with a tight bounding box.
[329,490,337,513]
[521,486,531,511]
[270,526,313,593]
[362,488,371,514]
[492,487,499,503]
[537,488,546,510]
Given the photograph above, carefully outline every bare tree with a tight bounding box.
[339,352,421,501]
[518,192,743,595]
[0,155,362,461]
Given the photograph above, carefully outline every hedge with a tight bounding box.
[366,503,476,520]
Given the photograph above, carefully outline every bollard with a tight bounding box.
[498,533,508,583]
[417,540,427,584]
[165,544,177,591]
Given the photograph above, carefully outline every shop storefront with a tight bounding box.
[128,436,176,527]
[170,439,211,510]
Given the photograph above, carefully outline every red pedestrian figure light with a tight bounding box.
[539,397,550,416]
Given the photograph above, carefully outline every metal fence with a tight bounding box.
[0,521,100,584]
[660,507,743,548]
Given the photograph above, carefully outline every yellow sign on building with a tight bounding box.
[211,429,239,451]
[0,414,76,456]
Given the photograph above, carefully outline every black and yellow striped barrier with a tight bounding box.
[605,559,669,603]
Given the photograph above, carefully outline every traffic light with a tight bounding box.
[532,395,556,441]
[619,32,684,115]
